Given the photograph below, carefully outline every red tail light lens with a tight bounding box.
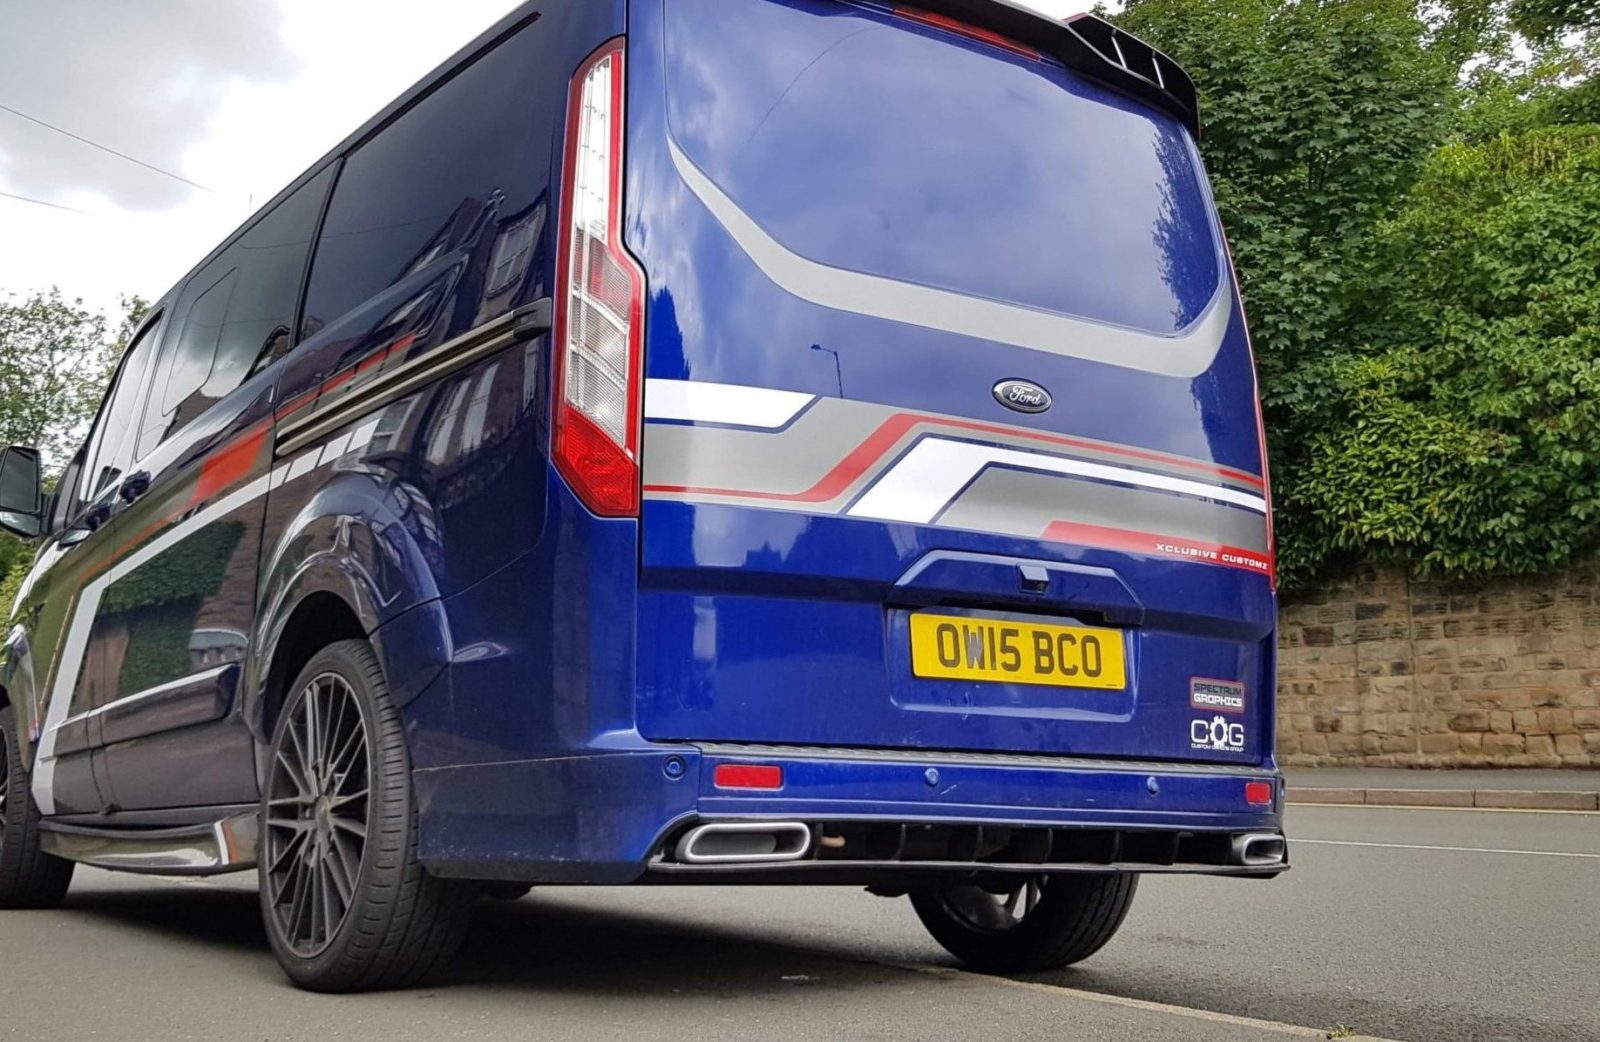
[1244,780,1274,806]
[554,40,645,517]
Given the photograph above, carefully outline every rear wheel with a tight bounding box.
[259,640,476,991]
[0,705,75,909]
[909,873,1138,973]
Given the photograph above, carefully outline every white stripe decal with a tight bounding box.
[286,451,320,483]
[51,664,233,731]
[318,431,354,466]
[644,378,816,429]
[32,474,271,814]
[31,413,381,813]
[845,437,1268,525]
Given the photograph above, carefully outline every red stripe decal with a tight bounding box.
[274,386,319,420]
[645,413,922,503]
[1042,520,1274,578]
[190,424,269,508]
[644,412,1263,502]
[922,415,1263,489]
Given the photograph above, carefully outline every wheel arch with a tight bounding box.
[257,590,367,743]
[246,471,453,750]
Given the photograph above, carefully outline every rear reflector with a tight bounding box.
[553,39,646,516]
[713,764,784,790]
[1244,780,1274,806]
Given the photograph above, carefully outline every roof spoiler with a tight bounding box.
[903,3,1201,137]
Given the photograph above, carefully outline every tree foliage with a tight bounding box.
[1120,0,1600,589]
[0,288,145,468]
[1284,127,1600,579]
[0,290,146,601]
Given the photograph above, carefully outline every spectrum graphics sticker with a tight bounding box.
[1189,677,1245,715]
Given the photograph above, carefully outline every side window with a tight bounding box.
[79,311,164,506]
[136,166,334,457]
[163,268,238,416]
[299,23,556,340]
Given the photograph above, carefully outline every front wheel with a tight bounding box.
[909,873,1138,974]
[259,639,476,992]
[0,705,75,909]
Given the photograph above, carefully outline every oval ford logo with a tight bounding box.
[993,379,1052,414]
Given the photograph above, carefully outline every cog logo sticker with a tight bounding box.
[1190,677,1246,715]
[1191,715,1246,753]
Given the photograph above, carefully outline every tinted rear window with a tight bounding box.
[664,0,1222,336]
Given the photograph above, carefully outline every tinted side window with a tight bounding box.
[300,24,556,340]
[80,311,164,505]
[137,166,333,457]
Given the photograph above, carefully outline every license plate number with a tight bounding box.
[909,613,1126,690]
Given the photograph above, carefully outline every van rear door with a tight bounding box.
[624,0,1275,765]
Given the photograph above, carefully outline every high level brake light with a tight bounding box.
[554,40,646,517]
[891,6,1041,60]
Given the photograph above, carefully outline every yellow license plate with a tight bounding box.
[909,613,1127,690]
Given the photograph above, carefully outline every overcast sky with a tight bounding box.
[0,0,1091,318]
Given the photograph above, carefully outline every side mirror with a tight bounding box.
[0,446,43,539]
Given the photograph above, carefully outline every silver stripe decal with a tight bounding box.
[846,437,1267,525]
[644,378,815,429]
[667,138,1233,379]
[50,664,233,732]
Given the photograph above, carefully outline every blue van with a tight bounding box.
[0,0,1284,991]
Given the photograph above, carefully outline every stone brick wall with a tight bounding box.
[1277,564,1600,767]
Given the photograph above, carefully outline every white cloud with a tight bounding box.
[0,0,1107,318]
[0,0,516,316]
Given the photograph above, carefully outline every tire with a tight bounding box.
[0,705,75,909]
[910,873,1138,974]
[258,639,476,992]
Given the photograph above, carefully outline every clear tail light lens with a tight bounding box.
[554,40,644,517]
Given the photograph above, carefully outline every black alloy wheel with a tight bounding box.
[259,640,475,991]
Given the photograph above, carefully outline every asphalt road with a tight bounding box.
[0,805,1594,1042]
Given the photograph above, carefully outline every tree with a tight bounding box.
[0,288,145,470]
[0,289,145,605]
[1283,126,1600,579]
[1115,0,1468,587]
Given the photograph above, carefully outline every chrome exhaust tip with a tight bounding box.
[675,822,813,864]
[1231,831,1287,867]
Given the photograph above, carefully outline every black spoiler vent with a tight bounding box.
[905,3,1201,137]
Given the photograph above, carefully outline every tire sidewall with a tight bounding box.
[912,873,1139,973]
[258,641,395,982]
[0,706,24,845]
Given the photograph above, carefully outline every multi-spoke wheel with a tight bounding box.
[909,873,1138,974]
[0,705,74,909]
[263,671,370,958]
[258,640,475,991]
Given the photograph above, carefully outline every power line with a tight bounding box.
[0,189,88,214]
[0,102,216,194]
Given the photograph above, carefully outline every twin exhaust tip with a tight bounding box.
[673,822,1288,868]
[675,822,814,864]
[1231,832,1287,867]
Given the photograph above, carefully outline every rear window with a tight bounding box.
[663,0,1223,337]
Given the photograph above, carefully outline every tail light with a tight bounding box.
[553,40,645,517]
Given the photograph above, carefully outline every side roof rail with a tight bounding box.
[906,3,1202,136]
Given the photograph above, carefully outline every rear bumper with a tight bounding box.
[413,741,1285,884]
